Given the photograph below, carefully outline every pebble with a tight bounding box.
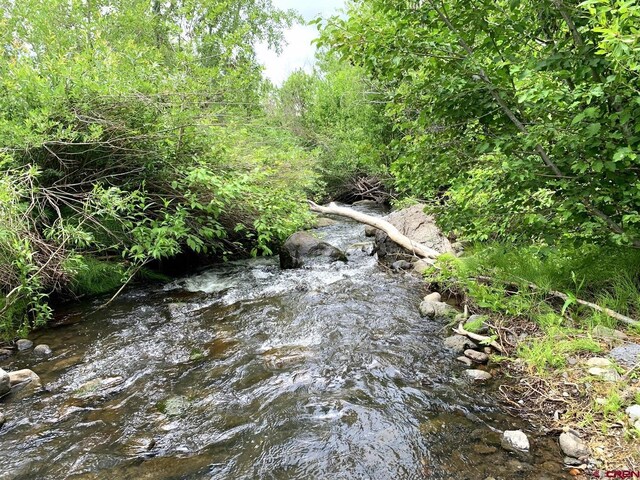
[563,456,583,467]
[587,366,620,382]
[626,404,640,423]
[0,412,5,428]
[456,356,473,367]
[16,339,33,351]
[424,292,441,303]
[464,349,489,364]
[501,430,530,453]
[34,344,53,357]
[585,357,612,368]
[314,217,337,228]
[473,444,497,455]
[559,431,590,459]
[443,335,477,354]
[464,369,492,382]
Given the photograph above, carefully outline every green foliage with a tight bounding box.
[428,242,638,372]
[463,315,488,333]
[66,257,126,297]
[518,329,602,372]
[0,1,316,338]
[275,57,391,199]
[319,0,640,246]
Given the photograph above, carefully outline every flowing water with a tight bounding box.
[0,205,568,479]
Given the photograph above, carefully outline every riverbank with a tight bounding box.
[419,246,640,475]
[345,202,640,476]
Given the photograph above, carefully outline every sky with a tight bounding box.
[255,0,346,85]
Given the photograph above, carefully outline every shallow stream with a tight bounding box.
[0,205,568,479]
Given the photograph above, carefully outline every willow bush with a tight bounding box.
[0,0,317,337]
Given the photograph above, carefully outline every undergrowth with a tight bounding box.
[425,242,640,462]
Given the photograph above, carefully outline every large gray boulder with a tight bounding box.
[280,232,347,269]
[373,204,453,258]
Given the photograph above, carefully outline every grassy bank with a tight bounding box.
[423,243,640,467]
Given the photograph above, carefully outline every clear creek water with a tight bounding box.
[0,205,568,479]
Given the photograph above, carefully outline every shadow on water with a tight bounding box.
[0,205,568,479]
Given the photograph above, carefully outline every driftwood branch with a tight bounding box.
[475,275,639,327]
[548,290,639,327]
[308,201,439,261]
[454,323,505,353]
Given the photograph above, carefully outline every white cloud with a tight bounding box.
[256,0,346,85]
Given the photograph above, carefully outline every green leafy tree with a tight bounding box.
[0,0,316,337]
[319,0,640,245]
[275,56,392,199]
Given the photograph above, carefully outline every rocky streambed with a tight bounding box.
[0,204,572,479]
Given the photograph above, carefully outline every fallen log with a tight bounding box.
[307,201,440,261]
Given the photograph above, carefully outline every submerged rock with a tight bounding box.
[464,369,492,382]
[34,344,53,357]
[313,217,338,228]
[345,242,374,257]
[158,396,190,416]
[16,339,33,351]
[501,430,530,453]
[279,232,347,269]
[559,431,589,459]
[74,376,124,399]
[0,368,10,396]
